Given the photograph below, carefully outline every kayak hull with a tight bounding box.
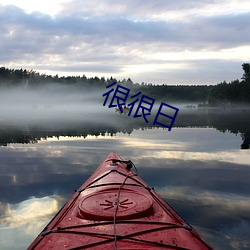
[28,152,213,249]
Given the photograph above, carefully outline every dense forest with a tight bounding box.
[0,63,250,105]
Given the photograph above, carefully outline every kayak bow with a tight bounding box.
[28,152,213,249]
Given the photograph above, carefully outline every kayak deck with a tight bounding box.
[28,152,213,249]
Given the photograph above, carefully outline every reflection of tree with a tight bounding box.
[0,109,250,149]
[241,134,250,149]
[0,130,38,146]
[174,109,250,149]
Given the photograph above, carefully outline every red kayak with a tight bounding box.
[28,152,213,249]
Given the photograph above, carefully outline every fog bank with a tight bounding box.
[0,85,112,124]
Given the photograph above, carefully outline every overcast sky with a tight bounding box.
[0,0,250,85]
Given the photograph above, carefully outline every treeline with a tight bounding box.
[208,63,250,104]
[0,67,106,89]
[0,63,250,104]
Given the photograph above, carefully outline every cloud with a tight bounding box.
[0,196,59,229]
[157,186,250,216]
[58,0,245,19]
[0,1,250,84]
[3,4,248,49]
[0,196,61,250]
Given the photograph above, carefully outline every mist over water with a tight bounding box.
[1,84,250,149]
[0,84,250,249]
[0,85,111,124]
[0,85,183,130]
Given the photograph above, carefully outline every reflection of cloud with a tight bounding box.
[0,202,7,218]
[0,196,62,249]
[157,186,250,249]
[107,128,249,166]
[157,186,250,216]
[0,196,59,231]
[153,150,250,166]
[194,223,250,250]
[122,139,184,150]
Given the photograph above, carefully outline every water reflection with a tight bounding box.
[0,125,250,249]
[0,196,59,228]
[0,196,62,250]
[0,109,250,149]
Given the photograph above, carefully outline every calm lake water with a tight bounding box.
[0,107,250,249]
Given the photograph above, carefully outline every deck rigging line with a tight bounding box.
[112,159,138,249]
